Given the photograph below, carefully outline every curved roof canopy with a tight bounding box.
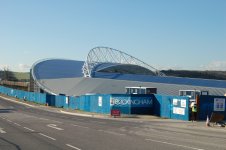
[31,59,84,95]
[30,48,226,96]
[82,47,165,77]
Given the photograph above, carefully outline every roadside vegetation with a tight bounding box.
[100,65,226,80]
[162,70,226,80]
[0,68,29,91]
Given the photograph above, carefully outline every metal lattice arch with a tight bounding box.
[82,47,165,77]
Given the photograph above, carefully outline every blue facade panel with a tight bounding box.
[0,86,47,105]
[0,86,189,121]
[46,95,55,106]
[153,94,189,121]
[111,94,154,115]
[130,94,153,114]
[68,96,76,109]
[198,95,226,120]
[111,94,131,114]
[90,94,111,114]
[34,93,47,104]
[170,96,189,121]
[55,95,66,108]
[156,95,171,118]
[102,95,111,114]
[79,96,85,111]
[70,94,111,114]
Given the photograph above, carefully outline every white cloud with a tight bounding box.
[18,64,31,72]
[154,64,183,70]
[0,64,30,72]
[201,61,226,71]
[0,64,10,70]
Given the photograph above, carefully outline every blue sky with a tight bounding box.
[0,0,225,72]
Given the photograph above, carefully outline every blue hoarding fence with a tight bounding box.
[110,94,153,115]
[198,95,226,120]
[68,94,154,115]
[0,85,190,121]
[153,94,189,121]
[0,86,47,105]
[67,94,111,114]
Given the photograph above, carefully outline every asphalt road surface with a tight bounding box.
[0,96,226,150]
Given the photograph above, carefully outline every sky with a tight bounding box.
[0,0,225,72]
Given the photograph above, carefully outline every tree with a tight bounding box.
[2,67,17,81]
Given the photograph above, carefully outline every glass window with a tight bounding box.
[140,89,145,94]
[186,91,191,95]
[126,88,130,94]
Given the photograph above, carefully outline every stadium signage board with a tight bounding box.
[111,96,153,107]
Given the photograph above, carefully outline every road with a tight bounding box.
[0,95,226,150]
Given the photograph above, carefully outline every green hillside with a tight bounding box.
[13,72,30,81]
[0,71,30,81]
[161,70,226,80]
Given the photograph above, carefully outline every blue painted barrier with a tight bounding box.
[68,96,76,110]
[153,94,189,121]
[0,86,47,105]
[199,95,226,120]
[0,85,190,121]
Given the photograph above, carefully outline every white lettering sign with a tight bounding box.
[98,96,102,107]
[112,97,152,106]
[181,99,186,108]
[173,99,178,106]
[65,97,69,104]
[173,107,185,115]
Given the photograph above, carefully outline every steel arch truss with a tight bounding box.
[82,47,165,77]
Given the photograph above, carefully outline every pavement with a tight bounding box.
[1,94,226,150]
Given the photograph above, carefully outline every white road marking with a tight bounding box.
[98,130,126,136]
[23,127,35,132]
[145,139,204,150]
[72,124,89,129]
[0,128,6,133]
[47,124,64,131]
[39,118,49,121]
[6,119,12,123]
[38,133,56,141]
[14,123,21,126]
[66,144,82,150]
[0,95,34,107]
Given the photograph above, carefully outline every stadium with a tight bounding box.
[30,47,226,97]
